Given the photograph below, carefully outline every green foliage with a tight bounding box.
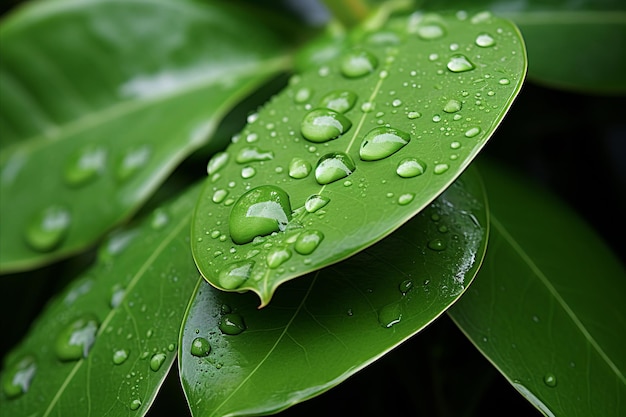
[1,1,624,417]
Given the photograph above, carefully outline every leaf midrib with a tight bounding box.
[491,213,626,386]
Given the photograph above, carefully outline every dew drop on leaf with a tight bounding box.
[266,247,292,269]
[190,337,211,357]
[499,78,511,85]
[109,284,126,308]
[288,157,312,179]
[55,314,99,361]
[315,152,356,185]
[228,185,292,245]
[294,87,313,104]
[464,126,482,138]
[212,189,228,204]
[63,144,106,187]
[294,230,324,255]
[434,163,450,174]
[475,33,495,47]
[130,398,142,411]
[207,152,228,176]
[378,303,402,328]
[305,194,330,213]
[397,193,415,205]
[416,23,446,40]
[407,111,421,119]
[1,355,37,399]
[447,54,475,72]
[218,260,254,289]
[240,166,256,179]
[112,349,130,365]
[427,239,446,251]
[150,208,169,230]
[319,90,358,113]
[149,353,166,372]
[443,99,462,113]
[25,205,71,252]
[219,313,246,335]
[235,147,274,164]
[543,373,558,387]
[359,126,411,161]
[399,279,414,295]
[301,108,352,143]
[115,145,151,182]
[340,49,378,78]
[396,158,426,178]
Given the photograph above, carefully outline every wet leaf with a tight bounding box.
[0,0,292,273]
[191,11,526,306]
[0,185,200,416]
[449,161,626,417]
[181,168,488,417]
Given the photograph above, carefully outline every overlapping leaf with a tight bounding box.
[192,11,526,306]
[0,184,200,417]
[181,168,488,417]
[0,0,292,273]
[449,161,626,417]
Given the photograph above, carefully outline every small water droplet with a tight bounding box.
[236,147,274,164]
[340,49,378,78]
[266,247,292,268]
[218,260,254,289]
[240,166,256,179]
[443,99,462,113]
[319,90,357,113]
[433,163,449,174]
[359,126,411,161]
[55,314,99,361]
[499,78,510,85]
[2,355,37,399]
[212,189,228,204]
[150,208,169,230]
[25,205,71,252]
[294,230,324,255]
[475,33,495,47]
[447,55,475,73]
[219,313,246,335]
[378,303,402,328]
[229,185,292,245]
[543,373,557,387]
[294,87,313,103]
[450,141,461,149]
[396,158,426,178]
[432,114,441,122]
[168,343,176,352]
[399,279,413,295]
[427,239,446,251]
[63,145,106,187]
[301,108,352,143]
[130,398,142,411]
[190,337,211,357]
[361,102,374,113]
[115,146,150,182]
[207,152,228,176]
[471,11,492,24]
[305,194,330,213]
[397,193,415,205]
[288,157,312,179]
[464,127,481,138]
[315,152,356,185]
[407,111,421,119]
[391,99,402,107]
[113,349,130,365]
[149,353,166,372]
[416,23,446,40]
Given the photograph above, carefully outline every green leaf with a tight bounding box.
[181,168,488,417]
[0,0,292,273]
[191,11,526,306]
[423,0,626,93]
[449,160,626,417]
[0,184,200,416]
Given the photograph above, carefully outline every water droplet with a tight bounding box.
[113,349,129,365]
[235,147,274,164]
[301,108,352,143]
[471,11,492,24]
[266,247,292,268]
[361,102,374,113]
[294,87,313,103]
[475,33,495,47]
[315,152,356,185]
[443,99,462,113]
[543,373,557,387]
[218,260,254,289]
[240,166,256,179]
[294,230,324,255]
[359,127,411,161]
[447,55,475,73]
[212,189,228,204]
[340,49,378,78]
[229,185,292,245]
[63,145,106,187]
[416,23,446,40]
[130,398,142,411]
[288,157,312,179]
[464,127,481,138]
[55,314,99,361]
[149,353,166,372]
[319,90,357,113]
[450,141,461,149]
[391,99,402,107]
[25,205,71,252]
[378,303,402,328]
[433,163,449,174]
[396,158,426,178]
[2,355,37,399]
[397,193,415,205]
[150,208,169,230]
[190,337,211,357]
[399,279,413,294]
[115,146,150,182]
[305,194,330,213]
[499,78,510,85]
[427,239,446,251]
[219,313,246,335]
[407,111,421,119]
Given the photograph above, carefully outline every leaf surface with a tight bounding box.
[449,160,626,417]
[192,11,526,305]
[0,0,291,273]
[0,184,200,417]
[181,168,488,417]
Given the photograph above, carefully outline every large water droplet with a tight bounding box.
[359,127,411,161]
[212,189,228,204]
[112,349,129,365]
[447,55,475,73]
[294,230,324,255]
[288,157,312,179]
[130,398,142,411]
[25,205,71,252]
[340,49,378,78]
[266,247,292,269]
[219,260,254,289]
[396,158,426,178]
[63,145,106,187]
[2,355,37,399]
[319,90,358,113]
[55,314,99,361]
[443,99,462,113]
[315,152,356,185]
[229,185,292,245]
[301,108,352,143]
[115,146,150,182]
[191,337,211,357]
[236,147,274,164]
[149,353,166,372]
[475,33,495,47]
[305,194,330,213]
[219,313,246,335]
[378,303,402,328]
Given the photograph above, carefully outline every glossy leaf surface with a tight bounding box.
[0,185,200,416]
[192,11,525,305]
[449,161,626,417]
[423,0,626,93]
[181,168,488,417]
[0,0,291,273]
